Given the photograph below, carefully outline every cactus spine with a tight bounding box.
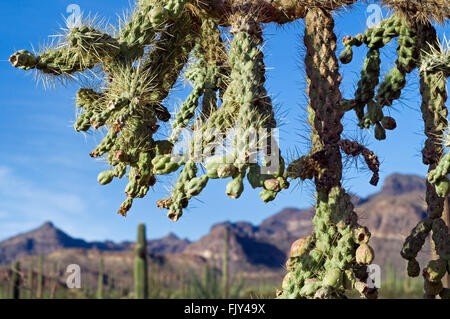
[134,224,148,299]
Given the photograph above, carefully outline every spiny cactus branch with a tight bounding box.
[10,0,449,300]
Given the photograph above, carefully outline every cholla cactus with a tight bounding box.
[11,261,21,300]
[411,32,450,299]
[10,0,449,299]
[339,3,449,298]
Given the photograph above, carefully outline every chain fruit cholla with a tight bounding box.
[10,0,449,299]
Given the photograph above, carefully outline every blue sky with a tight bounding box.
[0,1,448,242]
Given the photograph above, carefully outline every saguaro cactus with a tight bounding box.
[36,254,44,299]
[9,0,449,299]
[97,257,104,299]
[134,223,148,299]
[11,261,21,299]
[222,227,229,299]
[27,264,33,299]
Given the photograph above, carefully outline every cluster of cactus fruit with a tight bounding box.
[400,22,450,298]
[10,0,449,299]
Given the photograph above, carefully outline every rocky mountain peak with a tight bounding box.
[380,173,426,196]
[0,173,432,274]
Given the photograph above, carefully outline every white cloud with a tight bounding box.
[0,166,90,240]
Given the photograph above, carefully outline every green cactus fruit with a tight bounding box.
[262,155,285,179]
[339,46,353,64]
[152,155,181,175]
[277,177,290,190]
[322,268,343,289]
[407,258,421,277]
[186,176,209,197]
[118,198,133,216]
[313,286,333,299]
[164,0,186,17]
[343,269,356,290]
[309,248,324,264]
[149,7,169,26]
[259,189,277,203]
[263,178,281,192]
[217,164,237,179]
[282,272,294,291]
[137,185,149,198]
[247,164,262,188]
[435,178,450,197]
[374,122,386,140]
[125,178,139,198]
[423,259,447,283]
[354,281,378,299]
[353,226,371,244]
[381,116,397,130]
[226,173,244,199]
[113,163,127,178]
[300,279,322,297]
[290,236,312,258]
[356,244,374,265]
[424,279,443,296]
[10,50,38,70]
[98,171,115,185]
[205,155,228,179]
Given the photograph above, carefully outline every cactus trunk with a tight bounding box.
[400,20,450,299]
[279,8,377,299]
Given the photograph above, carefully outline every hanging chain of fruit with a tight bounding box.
[9,0,449,299]
[339,1,450,298]
[279,7,380,300]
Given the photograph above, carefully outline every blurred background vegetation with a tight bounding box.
[0,224,425,299]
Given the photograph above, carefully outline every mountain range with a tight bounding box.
[0,173,433,276]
